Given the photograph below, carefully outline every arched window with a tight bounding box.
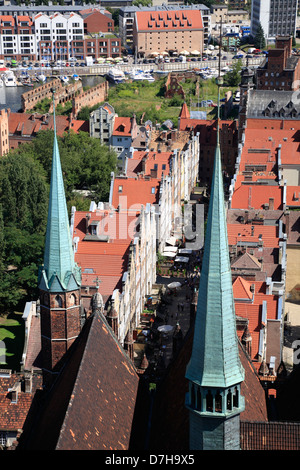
[55,295,62,308]
[215,390,222,413]
[233,386,239,408]
[227,390,232,411]
[43,293,49,306]
[206,390,213,412]
[196,387,202,411]
[190,384,195,407]
[69,293,77,306]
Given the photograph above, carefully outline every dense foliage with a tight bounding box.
[0,130,118,314]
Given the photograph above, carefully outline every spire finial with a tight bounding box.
[51,87,57,136]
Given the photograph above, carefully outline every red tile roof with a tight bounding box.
[73,209,140,296]
[8,113,88,138]
[233,276,254,301]
[286,186,300,207]
[127,150,172,178]
[179,102,190,120]
[230,185,283,210]
[135,9,203,32]
[0,15,15,25]
[233,278,278,362]
[111,177,160,209]
[113,117,132,136]
[227,223,279,248]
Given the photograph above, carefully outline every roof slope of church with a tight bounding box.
[20,312,141,450]
[185,127,244,389]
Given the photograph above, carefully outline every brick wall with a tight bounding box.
[39,289,81,373]
[21,79,83,112]
[72,80,108,117]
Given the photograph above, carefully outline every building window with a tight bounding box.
[55,295,62,308]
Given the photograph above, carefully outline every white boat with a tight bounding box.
[107,68,125,83]
[60,75,69,84]
[72,74,80,81]
[3,71,17,87]
[130,69,155,82]
[37,74,47,82]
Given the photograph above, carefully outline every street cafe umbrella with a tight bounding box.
[180,50,189,55]
[167,281,182,289]
[158,325,174,333]
[163,251,176,257]
[191,50,200,55]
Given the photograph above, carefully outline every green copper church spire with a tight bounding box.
[39,89,80,292]
[185,24,244,450]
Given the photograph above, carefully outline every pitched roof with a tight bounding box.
[113,117,132,136]
[233,276,254,301]
[111,177,160,209]
[227,223,279,248]
[179,102,190,120]
[72,209,139,297]
[8,113,88,138]
[230,185,283,211]
[21,312,140,450]
[231,252,262,271]
[0,372,42,433]
[135,9,203,32]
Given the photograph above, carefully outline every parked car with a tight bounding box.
[222,56,228,59]
[80,62,86,67]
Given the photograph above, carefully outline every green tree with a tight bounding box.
[224,59,243,86]
[254,22,266,50]
[0,153,49,313]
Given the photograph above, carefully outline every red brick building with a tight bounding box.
[256,36,300,91]
[80,8,114,34]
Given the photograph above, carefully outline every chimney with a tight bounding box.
[269,197,274,210]
[24,371,33,393]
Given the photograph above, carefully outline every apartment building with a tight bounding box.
[119,4,210,49]
[0,15,35,61]
[251,0,298,40]
[0,9,120,62]
[34,12,84,61]
[133,9,204,59]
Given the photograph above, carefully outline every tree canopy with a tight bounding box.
[0,130,118,315]
[224,59,243,87]
[254,22,266,50]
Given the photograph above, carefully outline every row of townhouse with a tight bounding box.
[0,9,121,62]
[71,104,200,354]
[227,87,300,378]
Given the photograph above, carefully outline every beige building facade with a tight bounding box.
[0,108,9,157]
[133,9,204,58]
